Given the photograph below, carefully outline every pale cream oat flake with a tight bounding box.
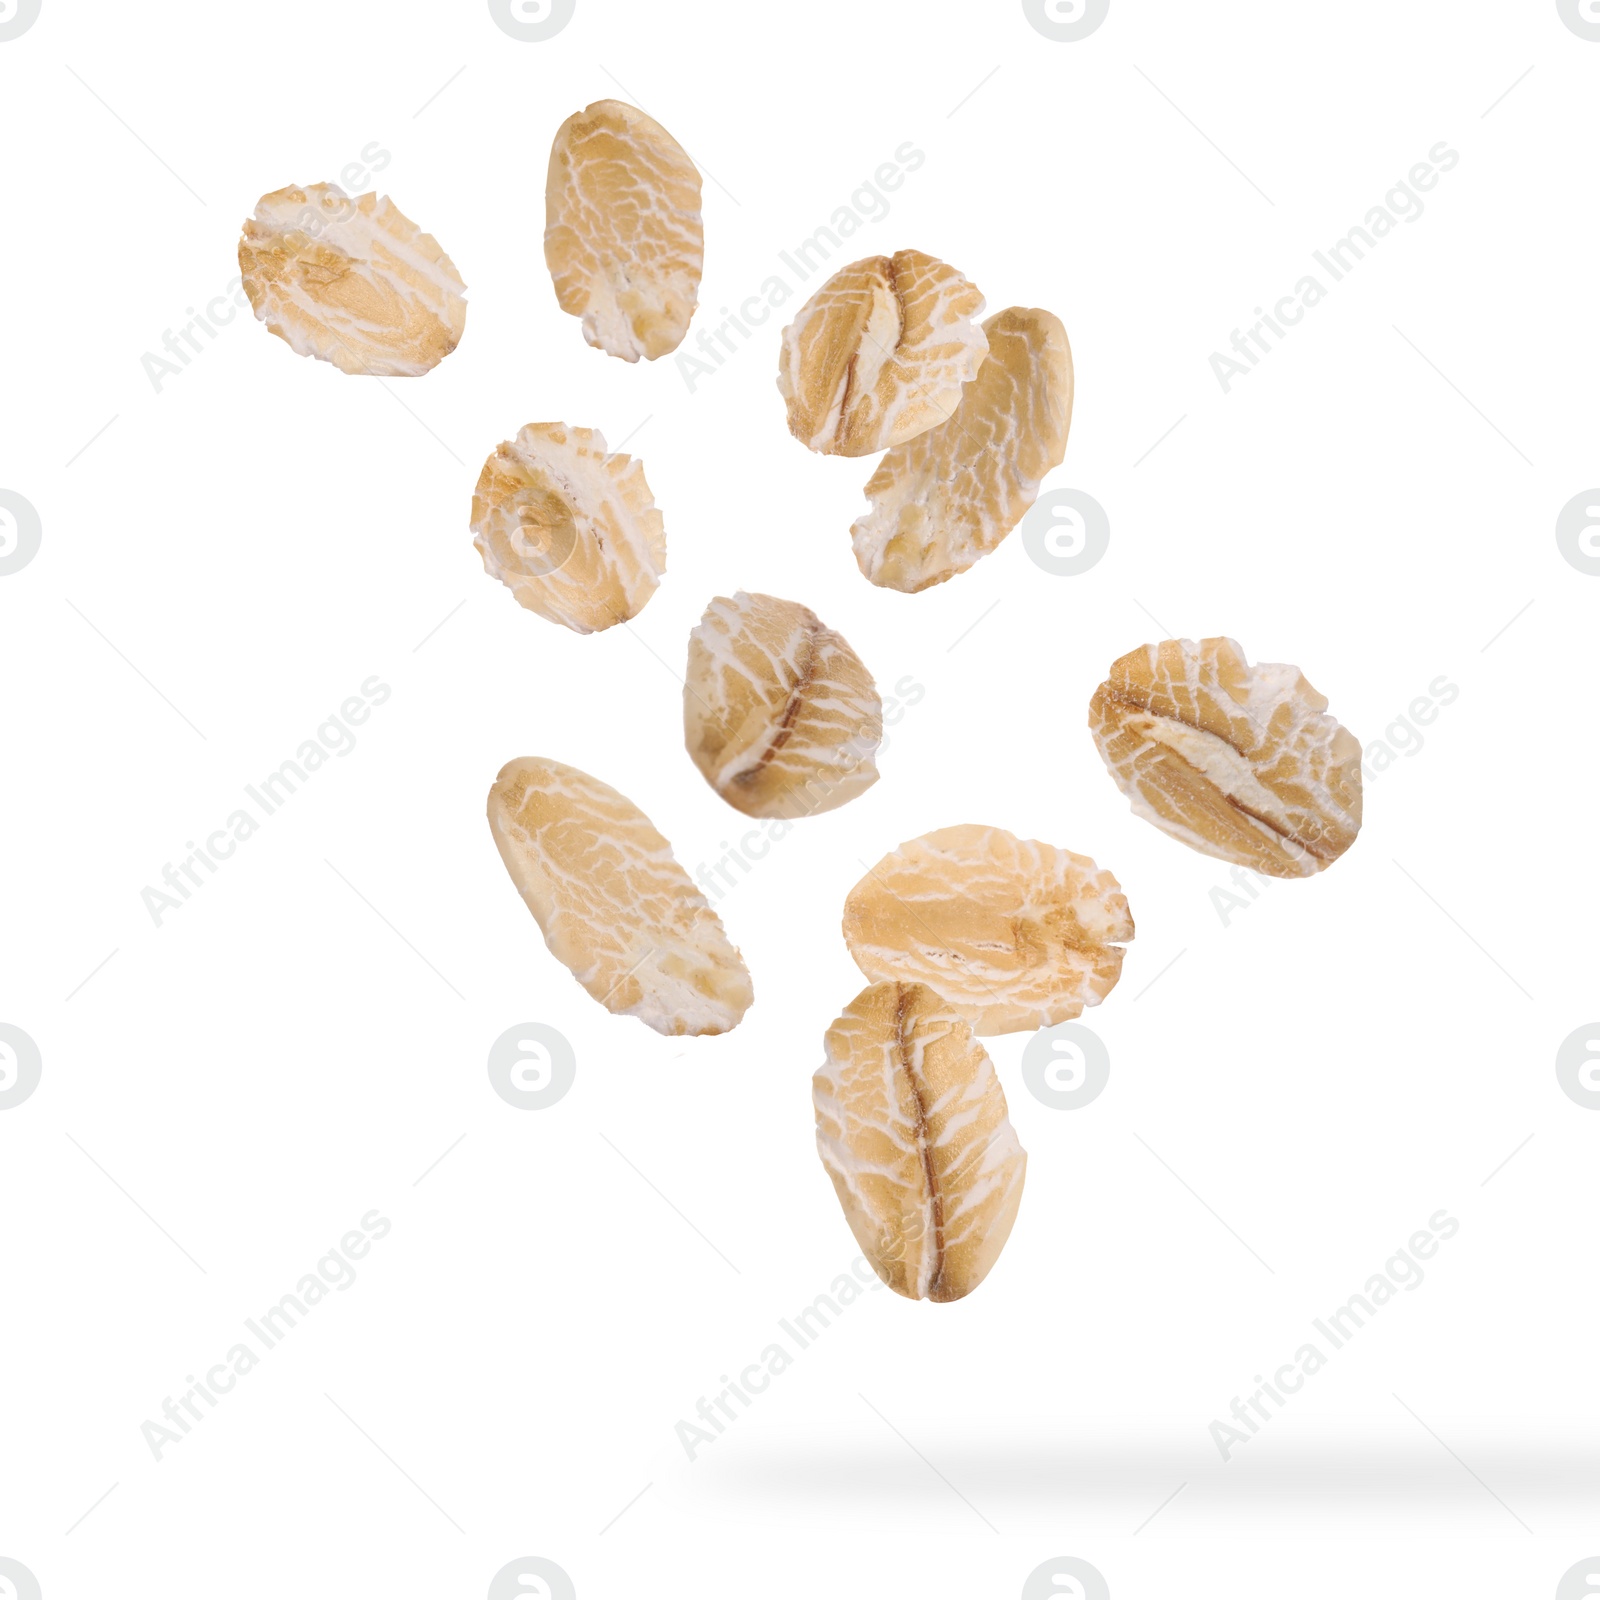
[1088,637,1363,877]
[814,980,1027,1302]
[238,184,466,376]
[487,757,752,1036]
[852,307,1074,591]
[776,250,988,457]
[471,423,665,634]
[545,99,703,361]
[843,825,1133,1035]
[684,591,882,819]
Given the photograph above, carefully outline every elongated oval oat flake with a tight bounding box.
[487,757,752,1036]
[545,99,703,361]
[852,306,1074,591]
[814,981,1027,1302]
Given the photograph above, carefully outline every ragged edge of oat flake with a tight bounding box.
[471,423,666,635]
[684,591,883,819]
[544,98,704,362]
[487,756,752,1036]
[238,184,467,377]
[842,825,1133,1036]
[814,980,1027,1302]
[1088,637,1363,878]
[851,306,1074,591]
[776,250,989,457]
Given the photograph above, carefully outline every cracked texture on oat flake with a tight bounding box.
[814,981,1027,1302]
[545,99,703,361]
[471,423,666,634]
[777,250,988,457]
[852,307,1074,591]
[487,757,752,1036]
[684,591,882,819]
[843,826,1133,1036]
[1089,637,1363,878]
[238,185,466,376]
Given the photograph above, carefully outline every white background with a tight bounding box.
[2,1,1598,1595]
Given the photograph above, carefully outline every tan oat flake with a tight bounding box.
[684,591,882,819]
[814,980,1027,1302]
[238,184,466,376]
[471,423,665,634]
[776,250,988,457]
[545,99,703,361]
[487,757,752,1036]
[1088,637,1363,877]
[852,307,1074,591]
[843,826,1133,1036]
